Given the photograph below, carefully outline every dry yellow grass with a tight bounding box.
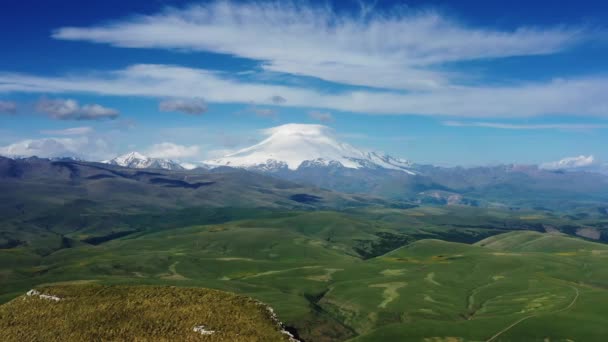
[0,284,293,342]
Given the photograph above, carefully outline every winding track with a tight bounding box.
[485,285,579,342]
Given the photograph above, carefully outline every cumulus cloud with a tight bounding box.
[0,136,111,160]
[40,126,94,136]
[36,98,119,120]
[443,121,608,130]
[159,98,207,115]
[146,142,200,159]
[51,1,588,91]
[308,110,334,123]
[3,64,608,118]
[0,100,17,113]
[540,155,597,170]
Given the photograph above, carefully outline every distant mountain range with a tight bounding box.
[3,124,608,210]
[98,124,419,175]
[102,152,185,171]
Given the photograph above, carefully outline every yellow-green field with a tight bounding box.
[0,284,294,341]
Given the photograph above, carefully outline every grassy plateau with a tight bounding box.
[3,206,608,341]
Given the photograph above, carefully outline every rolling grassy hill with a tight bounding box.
[336,234,608,341]
[475,230,608,252]
[3,158,608,340]
[0,157,397,255]
[3,218,608,341]
[0,284,295,341]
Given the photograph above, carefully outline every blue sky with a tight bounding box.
[1,0,608,167]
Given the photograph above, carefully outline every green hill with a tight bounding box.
[476,230,608,253]
[0,284,295,341]
[5,228,608,341]
[4,161,608,341]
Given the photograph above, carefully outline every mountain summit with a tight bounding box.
[103,151,184,170]
[205,124,414,173]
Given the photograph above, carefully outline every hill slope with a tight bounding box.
[5,224,608,341]
[475,230,608,252]
[0,157,395,255]
[0,284,296,341]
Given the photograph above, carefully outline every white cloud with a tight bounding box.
[146,142,200,159]
[36,98,119,120]
[540,155,597,170]
[179,162,199,170]
[51,1,587,91]
[159,98,207,115]
[443,121,608,130]
[309,110,334,123]
[0,136,111,160]
[204,148,236,159]
[40,126,94,136]
[2,64,608,118]
[0,100,17,113]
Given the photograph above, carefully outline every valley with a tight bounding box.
[2,155,608,341]
[3,189,608,341]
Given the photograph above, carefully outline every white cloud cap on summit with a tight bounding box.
[205,123,414,173]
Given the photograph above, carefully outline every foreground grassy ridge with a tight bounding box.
[4,207,608,341]
[0,284,292,341]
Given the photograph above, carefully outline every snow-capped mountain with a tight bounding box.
[103,152,185,170]
[205,124,415,174]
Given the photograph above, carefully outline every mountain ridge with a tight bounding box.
[103,151,185,170]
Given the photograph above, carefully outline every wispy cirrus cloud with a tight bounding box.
[36,98,119,120]
[146,142,201,159]
[309,110,334,123]
[159,98,207,115]
[251,107,277,118]
[51,1,589,91]
[443,121,608,130]
[40,126,94,136]
[2,64,608,118]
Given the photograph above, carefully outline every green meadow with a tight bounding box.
[3,206,608,341]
